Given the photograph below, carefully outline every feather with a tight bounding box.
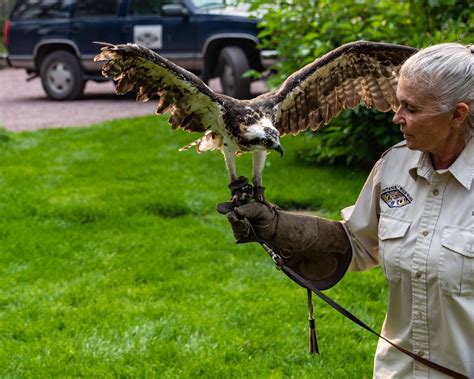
[267,41,417,136]
[179,131,224,153]
[94,42,225,134]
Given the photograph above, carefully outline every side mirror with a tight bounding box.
[162,4,189,17]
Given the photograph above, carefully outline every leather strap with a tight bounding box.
[274,257,468,379]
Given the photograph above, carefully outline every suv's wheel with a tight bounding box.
[40,50,86,100]
[217,46,251,99]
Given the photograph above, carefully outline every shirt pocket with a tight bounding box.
[438,226,474,297]
[378,214,411,283]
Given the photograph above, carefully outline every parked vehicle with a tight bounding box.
[4,0,275,100]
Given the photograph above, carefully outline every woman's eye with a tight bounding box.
[404,104,417,113]
[400,102,417,113]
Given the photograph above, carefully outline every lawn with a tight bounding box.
[0,117,387,378]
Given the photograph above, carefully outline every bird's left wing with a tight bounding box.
[266,41,417,136]
[94,43,225,133]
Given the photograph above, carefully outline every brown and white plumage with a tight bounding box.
[94,41,417,200]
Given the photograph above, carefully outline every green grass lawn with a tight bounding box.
[0,117,387,378]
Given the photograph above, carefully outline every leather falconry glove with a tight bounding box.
[221,201,352,290]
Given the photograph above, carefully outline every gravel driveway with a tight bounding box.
[0,68,266,132]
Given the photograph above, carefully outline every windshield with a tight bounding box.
[191,0,238,9]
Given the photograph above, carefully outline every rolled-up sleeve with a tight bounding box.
[341,158,383,272]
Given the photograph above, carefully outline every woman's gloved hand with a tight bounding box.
[218,200,353,290]
[224,201,279,243]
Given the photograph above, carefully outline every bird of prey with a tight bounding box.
[94,41,416,202]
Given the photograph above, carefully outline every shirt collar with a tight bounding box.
[449,137,474,190]
[408,137,474,190]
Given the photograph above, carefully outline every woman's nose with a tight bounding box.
[393,106,402,124]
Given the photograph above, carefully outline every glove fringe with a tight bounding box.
[307,289,319,354]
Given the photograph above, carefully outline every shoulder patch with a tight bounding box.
[381,185,413,208]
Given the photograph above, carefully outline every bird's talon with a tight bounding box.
[242,193,253,206]
[231,192,251,207]
[228,176,249,192]
[229,176,253,206]
[253,186,266,203]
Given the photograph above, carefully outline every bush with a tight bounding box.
[1,0,15,51]
[248,0,474,167]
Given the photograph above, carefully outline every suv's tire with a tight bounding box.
[40,50,86,100]
[217,46,251,99]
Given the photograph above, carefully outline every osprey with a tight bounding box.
[95,41,416,202]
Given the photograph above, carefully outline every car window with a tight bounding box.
[75,0,119,16]
[129,0,161,15]
[191,0,237,9]
[128,0,181,15]
[11,0,67,19]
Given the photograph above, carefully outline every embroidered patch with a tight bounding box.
[381,185,413,208]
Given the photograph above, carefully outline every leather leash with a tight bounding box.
[256,239,468,379]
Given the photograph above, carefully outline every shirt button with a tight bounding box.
[418,350,425,357]
[415,271,422,278]
[422,231,429,237]
[432,189,439,196]
[416,311,423,320]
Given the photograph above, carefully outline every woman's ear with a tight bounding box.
[451,102,470,128]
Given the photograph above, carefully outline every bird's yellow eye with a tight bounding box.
[261,138,269,145]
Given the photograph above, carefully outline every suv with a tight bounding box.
[4,0,275,100]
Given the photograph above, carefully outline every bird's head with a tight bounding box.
[239,116,284,156]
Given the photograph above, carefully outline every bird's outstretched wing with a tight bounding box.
[267,41,418,136]
[94,43,225,133]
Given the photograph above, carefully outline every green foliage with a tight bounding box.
[297,108,402,167]
[0,0,15,53]
[0,19,6,53]
[249,0,474,166]
[0,117,388,377]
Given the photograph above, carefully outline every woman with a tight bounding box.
[222,43,473,378]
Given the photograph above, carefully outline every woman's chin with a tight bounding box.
[404,136,418,150]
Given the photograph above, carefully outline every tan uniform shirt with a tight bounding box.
[341,138,474,378]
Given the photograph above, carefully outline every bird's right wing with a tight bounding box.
[94,43,225,134]
[266,41,417,136]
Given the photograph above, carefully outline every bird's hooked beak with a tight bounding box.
[272,143,284,157]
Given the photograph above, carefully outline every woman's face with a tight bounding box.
[392,77,458,155]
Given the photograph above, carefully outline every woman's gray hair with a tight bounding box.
[400,43,474,136]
